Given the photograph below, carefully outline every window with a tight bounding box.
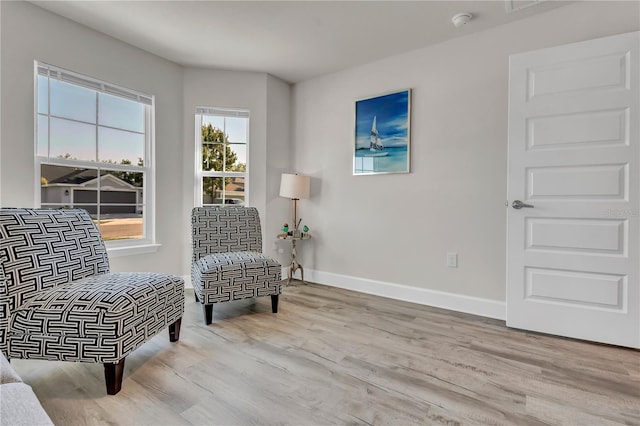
[195,107,249,206]
[35,62,155,250]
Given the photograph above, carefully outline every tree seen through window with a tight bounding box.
[201,124,246,204]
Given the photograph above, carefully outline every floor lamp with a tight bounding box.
[279,173,310,236]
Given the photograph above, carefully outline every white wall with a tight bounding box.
[266,75,293,266]
[3,0,636,315]
[291,1,640,309]
[181,69,291,276]
[0,2,291,281]
[0,1,185,275]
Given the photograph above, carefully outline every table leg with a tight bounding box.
[286,263,293,286]
[286,239,306,285]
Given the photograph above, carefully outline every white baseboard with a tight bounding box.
[283,267,505,321]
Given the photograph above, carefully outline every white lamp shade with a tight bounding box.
[279,173,310,199]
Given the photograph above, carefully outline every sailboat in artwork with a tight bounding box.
[365,116,389,157]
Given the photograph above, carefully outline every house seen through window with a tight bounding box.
[35,62,154,245]
[196,107,249,206]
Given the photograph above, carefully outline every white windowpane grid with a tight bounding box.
[40,164,145,241]
[228,144,247,170]
[225,117,247,143]
[201,143,246,172]
[197,109,249,207]
[50,79,97,124]
[49,117,96,161]
[37,75,48,114]
[98,127,145,165]
[202,115,224,134]
[37,114,48,157]
[99,92,145,133]
[201,176,245,206]
[201,115,247,144]
[36,62,152,244]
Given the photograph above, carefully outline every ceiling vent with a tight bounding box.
[505,0,547,13]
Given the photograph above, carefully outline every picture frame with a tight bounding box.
[353,89,411,175]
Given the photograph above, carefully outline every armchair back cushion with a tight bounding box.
[192,206,263,262]
[0,208,109,354]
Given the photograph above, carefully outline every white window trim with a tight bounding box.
[194,107,250,207]
[34,61,158,255]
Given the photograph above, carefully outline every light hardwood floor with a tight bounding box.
[12,282,640,425]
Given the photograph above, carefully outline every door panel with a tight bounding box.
[507,31,639,348]
[526,218,626,254]
[527,51,629,99]
[525,267,624,309]
[527,108,629,150]
[527,164,627,199]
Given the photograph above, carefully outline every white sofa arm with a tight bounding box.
[0,352,53,425]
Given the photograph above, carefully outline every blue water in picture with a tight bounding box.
[354,146,408,174]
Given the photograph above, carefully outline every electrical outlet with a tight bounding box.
[447,252,458,268]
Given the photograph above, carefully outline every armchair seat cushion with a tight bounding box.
[192,251,281,306]
[8,272,184,362]
[194,251,280,288]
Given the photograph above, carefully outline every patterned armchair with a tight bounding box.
[0,209,184,395]
[191,206,282,324]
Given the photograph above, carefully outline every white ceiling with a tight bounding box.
[31,0,571,83]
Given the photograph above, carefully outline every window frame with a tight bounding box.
[195,107,250,208]
[34,61,158,256]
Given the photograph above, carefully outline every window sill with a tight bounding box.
[107,243,161,258]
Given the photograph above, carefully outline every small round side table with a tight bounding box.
[277,232,311,285]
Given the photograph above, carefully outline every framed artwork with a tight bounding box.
[353,89,411,175]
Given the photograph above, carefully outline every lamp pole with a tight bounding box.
[292,197,300,230]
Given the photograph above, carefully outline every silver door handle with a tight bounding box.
[512,200,534,209]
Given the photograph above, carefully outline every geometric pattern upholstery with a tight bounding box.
[192,206,263,262]
[0,208,110,354]
[191,207,281,313]
[0,208,184,364]
[192,251,281,304]
[9,272,184,363]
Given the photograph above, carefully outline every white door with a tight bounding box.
[507,31,640,348]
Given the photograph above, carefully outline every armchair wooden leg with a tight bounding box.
[194,291,199,303]
[104,358,125,395]
[203,304,213,325]
[271,294,279,313]
[169,318,182,342]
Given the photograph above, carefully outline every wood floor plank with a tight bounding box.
[11,282,640,425]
